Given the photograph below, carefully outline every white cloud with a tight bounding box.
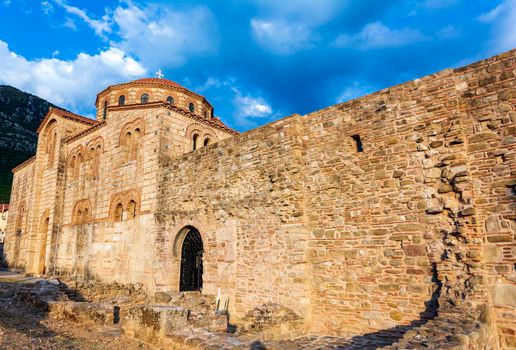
[250,0,345,55]
[196,76,273,127]
[336,82,374,103]
[478,4,504,23]
[41,2,218,69]
[0,40,145,111]
[195,77,226,92]
[334,22,428,49]
[251,20,314,55]
[112,3,218,68]
[52,0,111,38]
[63,17,77,31]
[41,1,53,14]
[234,92,272,127]
[437,25,460,39]
[478,0,516,53]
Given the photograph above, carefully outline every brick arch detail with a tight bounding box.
[119,118,146,146]
[185,123,204,139]
[40,209,50,223]
[108,188,142,221]
[72,199,92,224]
[86,136,105,159]
[42,119,57,143]
[202,132,216,144]
[67,145,85,165]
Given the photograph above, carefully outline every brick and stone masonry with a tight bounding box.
[3,49,515,348]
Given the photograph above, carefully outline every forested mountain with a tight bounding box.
[0,85,57,202]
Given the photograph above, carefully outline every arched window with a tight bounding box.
[166,96,174,105]
[114,203,123,222]
[93,144,102,179]
[189,102,195,113]
[141,93,149,103]
[83,208,89,223]
[47,130,57,168]
[103,101,108,120]
[193,134,198,151]
[75,153,82,178]
[118,95,125,106]
[120,119,145,164]
[69,155,77,179]
[204,138,210,146]
[211,109,214,119]
[77,210,83,223]
[129,128,141,161]
[127,200,137,220]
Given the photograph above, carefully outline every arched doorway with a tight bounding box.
[179,227,203,291]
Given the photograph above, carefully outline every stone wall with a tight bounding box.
[155,50,514,346]
[3,159,35,268]
[155,114,309,322]
[459,51,515,349]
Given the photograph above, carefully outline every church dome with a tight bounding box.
[95,76,215,121]
[129,78,181,88]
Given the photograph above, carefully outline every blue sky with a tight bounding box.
[0,0,514,131]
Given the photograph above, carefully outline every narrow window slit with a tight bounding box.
[352,134,363,153]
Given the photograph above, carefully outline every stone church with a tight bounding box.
[4,50,515,348]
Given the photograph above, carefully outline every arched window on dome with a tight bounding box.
[166,96,174,105]
[189,102,195,113]
[192,134,198,151]
[103,101,108,120]
[118,95,125,106]
[141,93,149,104]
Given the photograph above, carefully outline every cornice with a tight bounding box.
[108,102,239,135]
[12,156,36,173]
[64,121,106,144]
[36,107,98,134]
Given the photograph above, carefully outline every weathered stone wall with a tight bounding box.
[3,159,35,268]
[155,114,309,322]
[52,104,233,288]
[458,51,515,349]
[155,50,514,345]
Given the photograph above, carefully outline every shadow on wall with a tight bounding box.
[320,263,443,349]
[230,264,443,350]
[250,340,267,350]
[0,243,5,267]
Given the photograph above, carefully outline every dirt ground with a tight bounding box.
[0,272,150,350]
[0,296,153,350]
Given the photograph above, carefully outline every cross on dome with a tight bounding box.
[155,68,164,79]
